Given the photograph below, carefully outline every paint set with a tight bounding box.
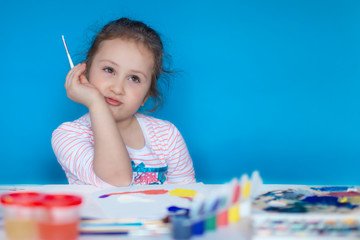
[169,171,263,239]
[0,192,82,240]
[252,186,360,239]
[253,217,360,239]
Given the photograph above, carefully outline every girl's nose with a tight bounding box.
[110,80,125,95]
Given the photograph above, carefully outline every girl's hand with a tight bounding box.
[65,63,102,108]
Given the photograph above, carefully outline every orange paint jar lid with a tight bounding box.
[1,192,44,207]
[41,194,82,208]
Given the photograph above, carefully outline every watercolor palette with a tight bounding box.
[252,186,360,239]
[253,218,360,239]
[252,186,360,214]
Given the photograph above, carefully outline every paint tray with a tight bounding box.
[251,186,360,239]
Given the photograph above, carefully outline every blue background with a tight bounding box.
[1,0,359,185]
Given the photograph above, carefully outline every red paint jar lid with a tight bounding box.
[41,194,82,208]
[1,192,44,207]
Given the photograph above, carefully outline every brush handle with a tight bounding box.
[62,35,74,69]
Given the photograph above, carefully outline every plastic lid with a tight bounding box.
[1,192,44,207]
[41,194,82,208]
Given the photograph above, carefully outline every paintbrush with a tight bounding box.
[80,218,169,235]
[81,218,165,226]
[61,35,74,69]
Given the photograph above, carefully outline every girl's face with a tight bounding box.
[88,38,154,123]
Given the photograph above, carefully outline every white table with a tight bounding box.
[0,184,302,240]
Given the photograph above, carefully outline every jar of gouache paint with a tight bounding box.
[170,214,192,239]
[37,194,82,240]
[1,192,44,240]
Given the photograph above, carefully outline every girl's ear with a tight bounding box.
[141,92,151,106]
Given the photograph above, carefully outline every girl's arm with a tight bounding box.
[52,120,112,187]
[89,100,133,186]
[65,63,133,187]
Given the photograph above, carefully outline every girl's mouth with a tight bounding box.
[105,97,122,106]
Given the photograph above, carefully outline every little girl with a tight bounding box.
[52,18,196,187]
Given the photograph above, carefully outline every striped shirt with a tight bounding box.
[51,113,196,187]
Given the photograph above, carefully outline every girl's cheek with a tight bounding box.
[127,83,149,97]
[90,77,104,89]
[127,81,142,89]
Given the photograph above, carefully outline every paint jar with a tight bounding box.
[228,204,240,223]
[170,214,192,239]
[240,199,251,218]
[37,194,82,240]
[205,213,216,231]
[216,209,229,227]
[1,192,44,240]
[191,217,205,236]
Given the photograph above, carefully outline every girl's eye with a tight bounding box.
[129,75,140,83]
[104,67,115,74]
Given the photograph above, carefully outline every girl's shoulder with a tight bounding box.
[135,113,182,138]
[135,113,173,128]
[53,113,92,134]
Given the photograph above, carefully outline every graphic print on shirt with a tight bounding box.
[131,161,167,185]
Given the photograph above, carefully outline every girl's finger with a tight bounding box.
[65,71,72,90]
[78,64,89,84]
[66,64,83,89]
[65,64,78,89]
[72,64,87,86]
[79,74,89,84]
